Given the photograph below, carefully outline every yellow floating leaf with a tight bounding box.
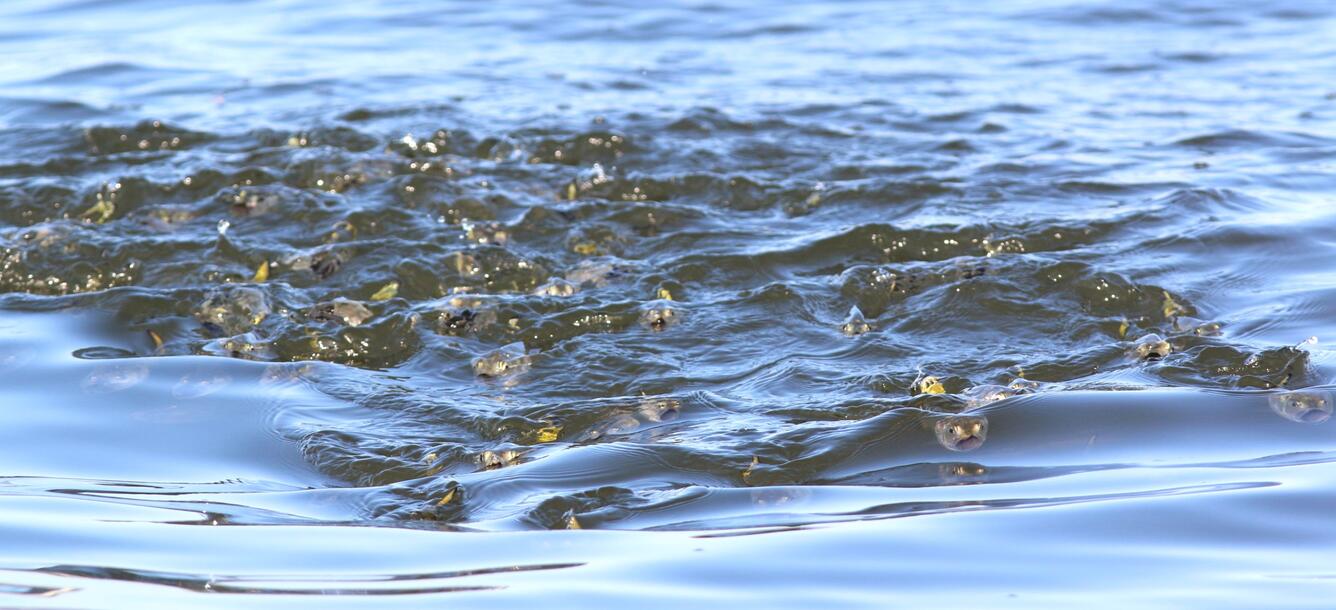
[370,281,399,301]
[436,487,456,506]
[656,288,674,301]
[742,456,760,483]
[565,514,583,530]
[1117,319,1129,339]
[534,426,562,443]
[80,198,115,224]
[422,452,443,475]
[919,376,945,395]
[449,252,476,275]
[146,329,164,350]
[1162,291,1185,319]
[325,220,357,243]
[566,182,577,201]
[252,261,270,282]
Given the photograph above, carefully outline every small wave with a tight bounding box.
[1172,129,1333,151]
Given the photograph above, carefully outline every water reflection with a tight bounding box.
[80,362,149,394]
[0,581,75,597]
[34,562,584,595]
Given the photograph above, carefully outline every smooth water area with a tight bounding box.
[2,0,1336,606]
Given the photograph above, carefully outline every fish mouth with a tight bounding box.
[1299,408,1331,423]
[952,435,984,451]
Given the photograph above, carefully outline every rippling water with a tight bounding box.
[3,0,1336,606]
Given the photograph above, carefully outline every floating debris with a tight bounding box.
[741,456,761,484]
[917,375,946,395]
[532,425,562,443]
[79,197,115,224]
[564,512,583,530]
[1162,290,1188,319]
[370,281,399,301]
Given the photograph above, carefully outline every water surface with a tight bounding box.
[2,0,1336,606]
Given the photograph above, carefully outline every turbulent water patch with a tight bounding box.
[0,98,1330,529]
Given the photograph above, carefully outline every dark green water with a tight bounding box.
[2,0,1336,607]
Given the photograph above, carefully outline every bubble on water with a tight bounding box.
[171,370,233,399]
[81,362,150,394]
